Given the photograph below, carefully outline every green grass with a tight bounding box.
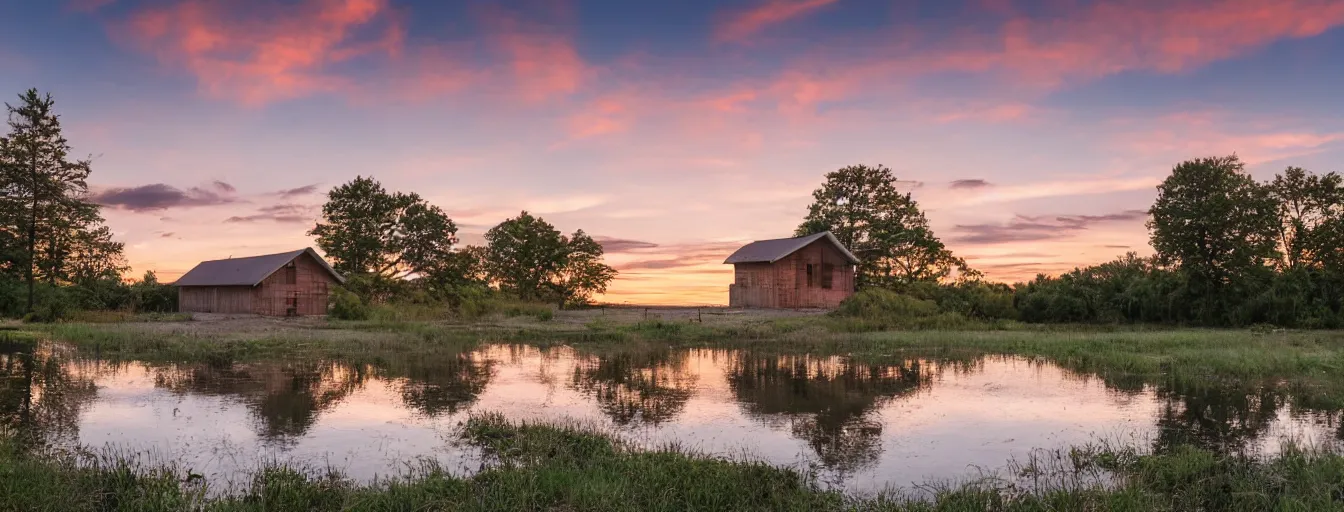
[5,417,1344,511]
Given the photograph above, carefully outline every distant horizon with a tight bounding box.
[4,0,1342,305]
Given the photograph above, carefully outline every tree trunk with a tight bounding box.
[26,153,37,313]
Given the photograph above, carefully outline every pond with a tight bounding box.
[2,342,1340,494]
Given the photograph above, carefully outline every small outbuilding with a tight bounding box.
[174,248,345,316]
[723,231,860,309]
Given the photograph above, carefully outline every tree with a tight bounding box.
[1267,167,1344,271]
[552,230,618,306]
[308,176,458,281]
[0,89,124,313]
[484,212,617,305]
[1148,155,1280,322]
[797,164,964,289]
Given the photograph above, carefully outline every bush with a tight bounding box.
[832,288,940,320]
[22,285,72,323]
[329,287,370,320]
[130,271,177,313]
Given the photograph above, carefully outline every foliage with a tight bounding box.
[1148,155,1280,324]
[797,164,966,288]
[0,89,126,315]
[1016,159,1344,328]
[329,287,370,321]
[832,288,940,319]
[309,176,458,282]
[129,271,176,313]
[484,212,616,307]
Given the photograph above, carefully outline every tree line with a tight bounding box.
[802,158,1344,328]
[307,175,618,316]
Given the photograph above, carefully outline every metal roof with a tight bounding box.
[723,231,860,265]
[173,247,345,287]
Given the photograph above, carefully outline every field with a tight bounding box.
[6,308,1344,510]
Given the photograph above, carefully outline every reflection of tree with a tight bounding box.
[570,350,697,426]
[0,340,98,448]
[1153,381,1283,454]
[727,354,928,473]
[392,353,493,417]
[153,361,367,441]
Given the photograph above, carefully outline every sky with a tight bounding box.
[2,0,1343,305]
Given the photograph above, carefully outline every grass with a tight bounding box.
[25,312,1344,411]
[5,416,1344,511]
[16,311,1344,508]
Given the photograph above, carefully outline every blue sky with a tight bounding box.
[2,0,1343,304]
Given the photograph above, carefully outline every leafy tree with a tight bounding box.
[1267,167,1344,271]
[484,212,566,301]
[1148,155,1280,322]
[552,230,617,307]
[797,164,964,289]
[309,176,458,281]
[484,212,617,306]
[0,89,124,313]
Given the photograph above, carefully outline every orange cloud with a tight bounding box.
[715,0,840,42]
[122,0,402,105]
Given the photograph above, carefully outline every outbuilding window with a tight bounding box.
[821,263,834,289]
[284,261,297,285]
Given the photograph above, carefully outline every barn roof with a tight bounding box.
[723,231,860,265]
[173,248,345,287]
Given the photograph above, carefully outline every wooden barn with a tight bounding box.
[174,248,345,316]
[724,232,859,309]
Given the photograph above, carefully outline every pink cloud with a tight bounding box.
[708,0,1344,115]
[482,7,589,102]
[935,103,1035,123]
[715,0,840,43]
[120,0,402,106]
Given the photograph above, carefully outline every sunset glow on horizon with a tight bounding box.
[4,0,1343,305]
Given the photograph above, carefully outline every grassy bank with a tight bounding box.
[3,416,1343,511]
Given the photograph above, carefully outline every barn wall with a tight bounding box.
[728,239,855,309]
[252,252,336,316]
[179,286,254,314]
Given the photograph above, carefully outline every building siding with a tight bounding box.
[178,252,338,316]
[252,252,335,316]
[728,239,856,308]
[179,286,254,314]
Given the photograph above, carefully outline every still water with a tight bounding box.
[2,342,1340,493]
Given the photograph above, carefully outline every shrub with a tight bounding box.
[329,287,370,320]
[832,288,940,320]
[22,285,72,323]
[130,271,177,313]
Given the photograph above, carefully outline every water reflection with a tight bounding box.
[0,340,96,448]
[152,362,368,442]
[569,349,696,426]
[4,340,1343,493]
[1153,382,1285,454]
[727,354,929,473]
[393,353,493,417]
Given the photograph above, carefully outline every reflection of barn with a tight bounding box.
[723,231,859,308]
[174,248,344,316]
